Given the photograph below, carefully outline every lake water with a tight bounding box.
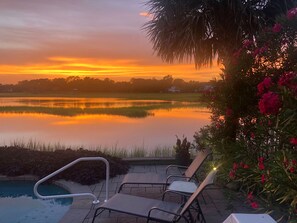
[0,97,210,153]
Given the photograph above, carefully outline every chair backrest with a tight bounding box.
[184,149,212,179]
[180,168,218,216]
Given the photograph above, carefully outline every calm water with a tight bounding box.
[0,97,210,152]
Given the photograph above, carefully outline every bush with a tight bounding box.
[197,7,297,221]
[174,137,191,166]
[0,146,129,185]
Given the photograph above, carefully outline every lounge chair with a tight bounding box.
[92,168,217,223]
[118,149,212,192]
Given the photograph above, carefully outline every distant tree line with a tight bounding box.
[0,75,210,93]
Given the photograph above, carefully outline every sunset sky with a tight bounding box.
[0,0,221,84]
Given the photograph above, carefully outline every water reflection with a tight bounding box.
[0,97,198,118]
[0,97,174,108]
[0,108,210,151]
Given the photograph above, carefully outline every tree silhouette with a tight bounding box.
[144,0,296,67]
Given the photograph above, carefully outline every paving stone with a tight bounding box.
[59,208,90,223]
[110,175,125,183]
[92,183,104,193]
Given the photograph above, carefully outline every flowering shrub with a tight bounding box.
[258,91,282,115]
[197,6,297,221]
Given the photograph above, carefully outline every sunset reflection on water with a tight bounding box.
[0,97,173,109]
[0,98,210,152]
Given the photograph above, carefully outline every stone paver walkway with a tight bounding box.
[59,164,255,223]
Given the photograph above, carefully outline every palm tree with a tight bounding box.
[144,0,296,68]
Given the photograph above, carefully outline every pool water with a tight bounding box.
[0,181,73,223]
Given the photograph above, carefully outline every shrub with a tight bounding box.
[174,137,191,165]
[0,146,129,185]
[197,7,297,221]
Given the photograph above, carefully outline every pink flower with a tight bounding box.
[278,71,296,87]
[289,167,295,173]
[243,164,249,169]
[250,132,255,139]
[257,84,265,95]
[292,160,297,166]
[272,23,282,33]
[263,77,272,87]
[251,202,257,208]
[287,7,297,20]
[247,192,253,200]
[257,77,272,95]
[258,162,265,170]
[258,157,265,170]
[229,170,235,179]
[290,138,297,145]
[233,162,239,170]
[279,71,297,96]
[258,92,282,115]
[261,174,266,183]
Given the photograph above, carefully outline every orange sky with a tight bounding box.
[0,0,221,84]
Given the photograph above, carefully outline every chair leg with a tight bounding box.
[182,215,191,223]
[201,191,207,204]
[195,202,206,223]
[92,208,104,223]
[118,183,124,192]
[186,209,194,222]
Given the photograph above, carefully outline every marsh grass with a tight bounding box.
[5,139,175,158]
[149,146,175,157]
[0,92,203,102]
[0,102,203,118]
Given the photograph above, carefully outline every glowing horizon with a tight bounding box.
[0,0,221,84]
[0,56,221,84]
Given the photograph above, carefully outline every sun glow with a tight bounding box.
[0,57,221,83]
[0,0,223,84]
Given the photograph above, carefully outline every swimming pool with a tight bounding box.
[0,180,73,223]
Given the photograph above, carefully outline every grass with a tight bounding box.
[0,92,203,102]
[6,139,176,158]
[0,100,205,117]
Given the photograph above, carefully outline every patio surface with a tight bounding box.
[58,164,257,223]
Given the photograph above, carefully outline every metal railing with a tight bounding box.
[33,157,109,204]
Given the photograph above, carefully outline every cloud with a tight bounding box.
[139,11,153,19]
[0,0,152,64]
[0,0,221,84]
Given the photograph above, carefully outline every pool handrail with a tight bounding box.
[33,157,109,204]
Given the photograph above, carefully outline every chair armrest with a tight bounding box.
[148,206,181,220]
[166,175,198,185]
[166,165,188,174]
[162,189,191,201]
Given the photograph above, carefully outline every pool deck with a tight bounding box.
[57,164,258,223]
